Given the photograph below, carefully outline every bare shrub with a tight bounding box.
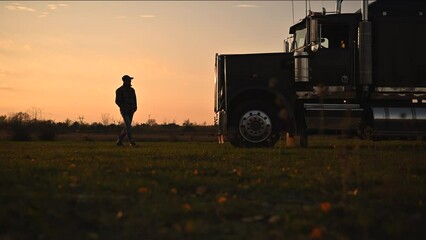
[8,112,32,141]
[37,120,57,141]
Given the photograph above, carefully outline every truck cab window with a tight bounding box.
[293,28,307,51]
[320,24,349,49]
[322,38,329,48]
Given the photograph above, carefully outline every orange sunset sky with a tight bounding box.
[0,1,361,125]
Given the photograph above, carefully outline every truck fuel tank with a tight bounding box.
[294,52,309,82]
[372,107,426,137]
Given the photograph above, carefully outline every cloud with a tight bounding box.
[235,4,260,8]
[47,4,57,10]
[38,12,49,18]
[115,14,156,19]
[4,3,69,18]
[140,15,156,18]
[0,87,15,91]
[0,80,15,91]
[5,3,35,12]
[47,3,69,11]
[0,40,32,54]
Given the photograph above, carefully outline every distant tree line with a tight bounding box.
[0,112,215,141]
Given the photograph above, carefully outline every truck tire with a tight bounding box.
[228,101,280,147]
[358,109,374,140]
[358,125,374,140]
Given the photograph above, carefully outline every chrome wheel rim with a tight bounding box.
[239,110,272,143]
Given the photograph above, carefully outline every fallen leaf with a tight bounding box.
[182,203,192,212]
[310,227,323,239]
[347,189,358,196]
[232,168,242,176]
[320,202,332,213]
[268,215,281,224]
[217,196,227,204]
[116,211,124,219]
[170,188,178,195]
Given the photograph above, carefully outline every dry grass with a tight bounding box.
[0,136,425,239]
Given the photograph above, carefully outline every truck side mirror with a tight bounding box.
[284,40,290,53]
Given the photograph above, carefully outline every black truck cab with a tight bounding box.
[215,0,426,147]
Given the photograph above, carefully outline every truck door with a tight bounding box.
[309,24,354,91]
[302,22,361,133]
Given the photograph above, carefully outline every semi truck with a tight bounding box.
[214,0,426,147]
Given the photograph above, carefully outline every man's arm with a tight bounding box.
[115,88,122,108]
[132,89,137,112]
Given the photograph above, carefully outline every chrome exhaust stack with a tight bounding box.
[336,0,344,14]
[358,0,372,97]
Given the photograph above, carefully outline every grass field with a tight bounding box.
[0,137,425,239]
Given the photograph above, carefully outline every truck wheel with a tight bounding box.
[358,110,374,140]
[358,121,374,140]
[229,101,280,147]
[360,125,374,140]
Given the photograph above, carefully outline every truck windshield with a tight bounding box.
[293,28,307,51]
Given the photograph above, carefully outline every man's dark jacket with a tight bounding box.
[115,85,137,114]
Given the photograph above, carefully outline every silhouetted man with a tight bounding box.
[115,75,137,146]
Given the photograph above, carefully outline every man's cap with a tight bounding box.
[122,75,134,81]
